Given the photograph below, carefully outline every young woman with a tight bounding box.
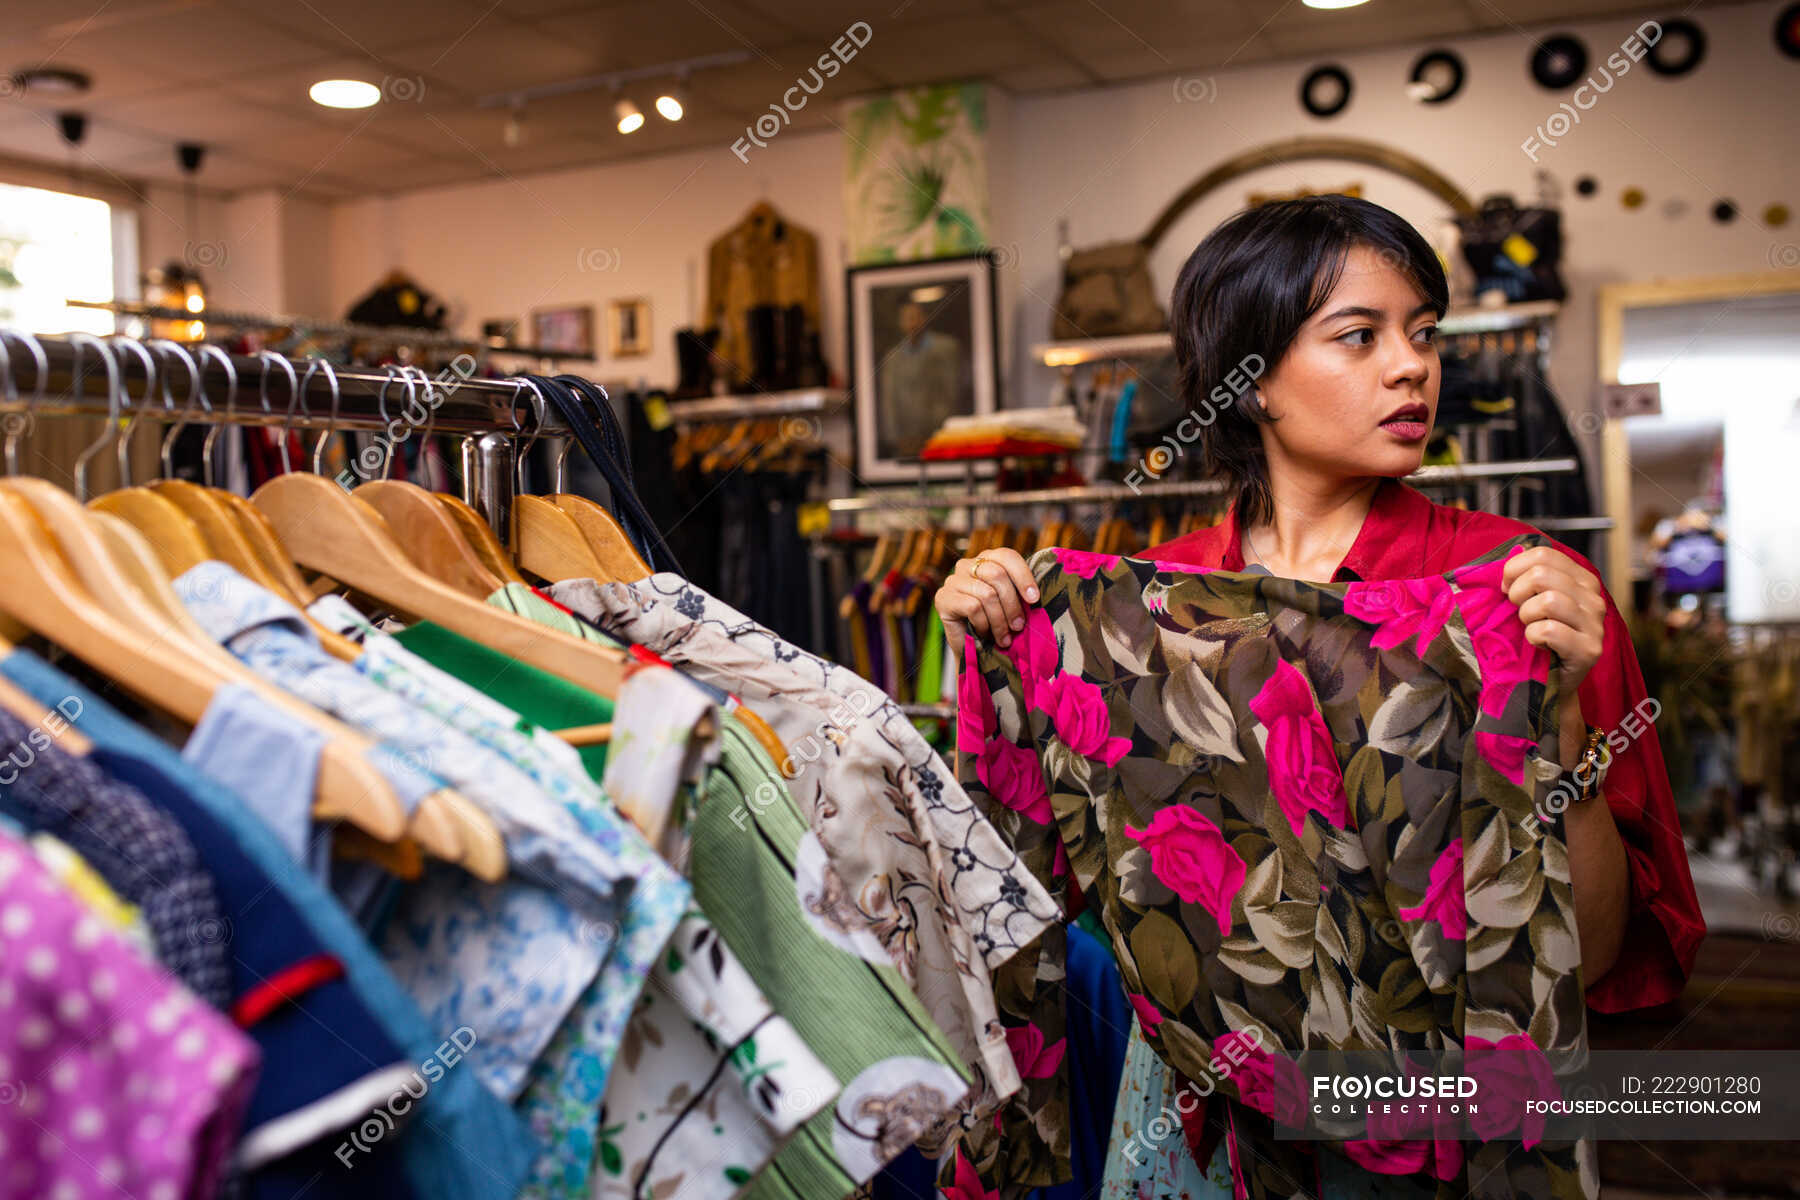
[932,195,1702,1195]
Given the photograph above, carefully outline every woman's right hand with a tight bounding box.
[934,547,1041,660]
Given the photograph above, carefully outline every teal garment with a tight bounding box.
[1101,1022,1440,1200]
[361,612,691,1200]
[692,722,972,1200]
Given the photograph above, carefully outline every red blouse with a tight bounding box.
[1140,478,1705,1013]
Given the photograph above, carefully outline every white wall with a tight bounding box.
[1003,0,1800,429]
[301,0,1797,458]
[326,129,847,389]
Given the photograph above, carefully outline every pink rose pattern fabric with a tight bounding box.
[946,538,1593,1200]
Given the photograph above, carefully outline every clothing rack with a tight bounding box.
[0,330,571,538]
[824,457,1581,515]
[68,299,595,364]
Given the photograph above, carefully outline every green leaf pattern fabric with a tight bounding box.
[947,539,1596,1200]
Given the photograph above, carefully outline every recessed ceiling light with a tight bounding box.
[615,98,644,134]
[1303,0,1370,8]
[309,79,381,109]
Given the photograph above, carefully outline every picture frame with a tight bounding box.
[530,304,595,357]
[608,297,652,358]
[847,253,999,485]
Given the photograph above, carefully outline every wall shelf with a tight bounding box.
[664,387,848,423]
[825,458,1578,515]
[1031,301,1561,366]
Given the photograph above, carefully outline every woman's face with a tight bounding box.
[1254,244,1441,486]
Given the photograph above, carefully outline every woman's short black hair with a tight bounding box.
[1168,194,1448,527]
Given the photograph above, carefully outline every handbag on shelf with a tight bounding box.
[1050,241,1167,339]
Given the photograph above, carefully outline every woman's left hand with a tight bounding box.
[1502,545,1608,691]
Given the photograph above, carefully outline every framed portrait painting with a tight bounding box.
[847,253,998,484]
[530,305,596,357]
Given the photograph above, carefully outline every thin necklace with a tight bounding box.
[1244,492,1373,578]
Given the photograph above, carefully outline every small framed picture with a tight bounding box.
[530,305,595,356]
[608,297,652,358]
[847,253,999,484]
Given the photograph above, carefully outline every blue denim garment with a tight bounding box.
[0,648,538,1200]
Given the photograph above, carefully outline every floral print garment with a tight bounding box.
[949,540,1595,1200]
[549,575,1061,1147]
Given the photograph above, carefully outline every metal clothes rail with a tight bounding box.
[0,331,575,538]
[824,457,1581,515]
[68,300,595,363]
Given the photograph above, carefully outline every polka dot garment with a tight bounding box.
[0,830,260,1200]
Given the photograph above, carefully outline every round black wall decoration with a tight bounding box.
[1530,34,1589,89]
[1647,18,1707,76]
[1301,64,1353,117]
[1575,176,1599,197]
[1407,49,1466,103]
[1776,3,1800,57]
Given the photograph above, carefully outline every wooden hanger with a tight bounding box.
[358,480,503,598]
[437,493,530,587]
[0,485,407,843]
[134,480,362,662]
[88,486,209,576]
[550,495,653,582]
[841,530,897,621]
[82,505,490,874]
[513,495,609,585]
[254,473,631,701]
[0,666,93,756]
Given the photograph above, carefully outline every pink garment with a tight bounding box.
[0,831,259,1200]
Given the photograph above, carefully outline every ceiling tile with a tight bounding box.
[213,53,473,132]
[735,0,965,39]
[234,0,496,56]
[382,27,600,99]
[856,16,1044,85]
[545,0,794,73]
[1014,0,1266,64]
[1259,3,1480,57]
[993,61,1097,91]
[87,90,326,148]
[680,40,892,121]
[0,107,169,164]
[1463,0,1668,25]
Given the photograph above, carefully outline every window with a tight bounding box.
[0,180,117,334]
